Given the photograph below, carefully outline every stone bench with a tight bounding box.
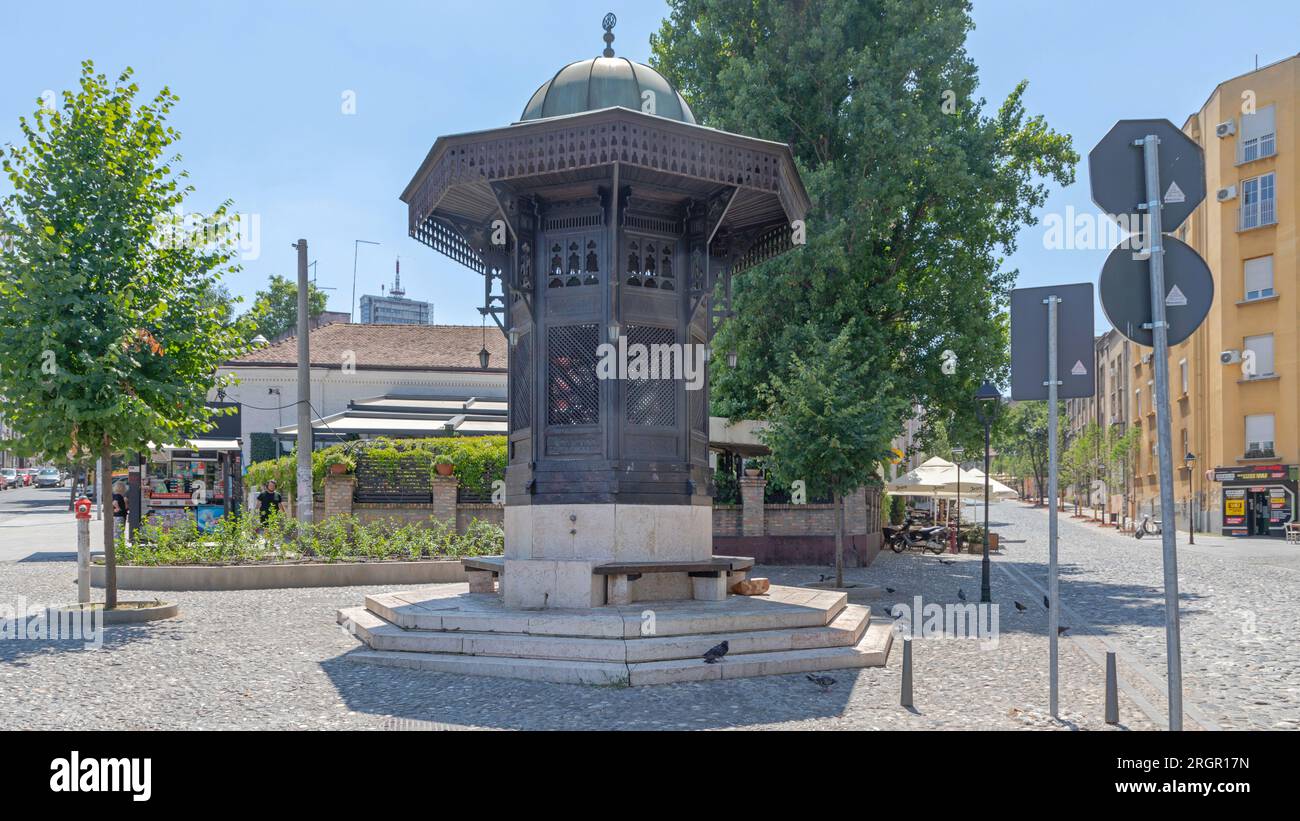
[593,556,755,605]
[462,556,505,594]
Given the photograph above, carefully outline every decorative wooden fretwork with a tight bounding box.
[625,324,677,427]
[731,222,793,276]
[624,234,676,290]
[545,233,603,289]
[413,216,485,274]
[406,112,788,236]
[547,324,600,426]
[511,331,533,431]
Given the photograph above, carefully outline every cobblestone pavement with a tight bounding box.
[0,508,1197,730]
[995,502,1300,731]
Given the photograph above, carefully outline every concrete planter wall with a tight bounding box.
[90,559,467,591]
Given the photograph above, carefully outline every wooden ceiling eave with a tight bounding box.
[403,107,811,241]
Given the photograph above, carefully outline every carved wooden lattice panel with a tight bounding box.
[625,324,677,427]
[689,334,708,432]
[546,324,600,426]
[511,332,532,431]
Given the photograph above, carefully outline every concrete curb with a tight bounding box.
[89,560,467,591]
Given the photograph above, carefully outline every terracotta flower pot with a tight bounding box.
[744,468,761,477]
[328,463,348,476]
[435,463,454,477]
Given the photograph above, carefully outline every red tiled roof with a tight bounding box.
[226,324,508,371]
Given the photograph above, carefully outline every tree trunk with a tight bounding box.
[833,489,844,588]
[101,437,116,609]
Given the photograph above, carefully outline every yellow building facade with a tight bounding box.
[1132,54,1300,537]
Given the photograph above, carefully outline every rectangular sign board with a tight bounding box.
[1010,282,1097,401]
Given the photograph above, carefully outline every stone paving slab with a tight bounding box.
[0,523,1175,730]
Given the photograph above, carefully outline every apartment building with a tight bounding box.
[1131,54,1299,537]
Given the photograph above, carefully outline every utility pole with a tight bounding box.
[294,239,313,526]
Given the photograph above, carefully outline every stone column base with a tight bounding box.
[503,559,605,609]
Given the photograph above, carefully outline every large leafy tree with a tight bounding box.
[240,273,328,342]
[652,0,1077,474]
[0,62,253,606]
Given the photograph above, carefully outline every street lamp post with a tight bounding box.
[351,239,380,323]
[1185,451,1196,545]
[951,446,965,552]
[976,381,1001,603]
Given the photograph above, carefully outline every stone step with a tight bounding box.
[362,586,847,639]
[337,603,872,663]
[342,617,893,686]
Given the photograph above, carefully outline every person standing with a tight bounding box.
[112,481,129,540]
[256,480,284,528]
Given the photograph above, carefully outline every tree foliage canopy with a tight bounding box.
[0,61,253,461]
[240,273,329,342]
[651,0,1078,482]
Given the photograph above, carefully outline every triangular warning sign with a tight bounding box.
[1164,181,1186,203]
[1071,360,1087,376]
[1166,284,1188,306]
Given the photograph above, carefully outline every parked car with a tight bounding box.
[0,469,16,489]
[36,468,64,488]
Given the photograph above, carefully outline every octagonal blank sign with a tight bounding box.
[1089,119,1205,231]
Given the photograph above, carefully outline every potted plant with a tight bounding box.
[433,454,455,477]
[323,452,355,476]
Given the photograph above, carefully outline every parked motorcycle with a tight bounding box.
[886,518,949,554]
[1133,515,1162,539]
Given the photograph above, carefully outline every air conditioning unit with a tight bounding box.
[1215,120,1236,138]
[1221,349,1242,365]
[1217,186,1237,202]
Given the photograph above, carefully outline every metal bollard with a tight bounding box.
[901,638,913,707]
[1105,651,1119,725]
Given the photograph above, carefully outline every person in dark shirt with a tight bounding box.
[112,482,128,524]
[256,480,283,527]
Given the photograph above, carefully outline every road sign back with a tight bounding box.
[1098,234,1214,347]
[1089,119,1206,230]
[1010,283,1096,401]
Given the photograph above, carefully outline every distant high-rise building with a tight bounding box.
[359,258,433,325]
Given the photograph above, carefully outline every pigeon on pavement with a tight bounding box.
[1014,601,1027,612]
[1043,594,1051,609]
[938,559,956,566]
[1058,626,1071,636]
[885,587,896,594]
[957,588,967,602]
[703,641,729,663]
[806,674,836,693]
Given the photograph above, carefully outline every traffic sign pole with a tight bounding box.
[1045,294,1061,719]
[1140,134,1185,732]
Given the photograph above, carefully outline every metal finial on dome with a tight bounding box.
[601,12,617,57]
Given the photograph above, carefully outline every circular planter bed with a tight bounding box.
[58,600,179,624]
[90,558,468,591]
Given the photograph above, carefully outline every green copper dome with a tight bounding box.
[520,57,696,125]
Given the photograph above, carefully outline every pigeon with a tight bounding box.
[885,587,896,594]
[1043,594,1051,609]
[938,559,956,566]
[702,641,729,664]
[1014,601,1027,612]
[806,674,836,693]
[1058,626,1071,636]
[957,588,967,602]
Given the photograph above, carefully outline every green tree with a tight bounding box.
[652,0,1077,464]
[995,401,1063,506]
[757,326,910,585]
[241,273,328,342]
[0,62,254,606]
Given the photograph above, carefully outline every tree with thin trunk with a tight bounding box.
[756,326,908,587]
[0,62,253,607]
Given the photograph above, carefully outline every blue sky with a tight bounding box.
[2,1,1297,331]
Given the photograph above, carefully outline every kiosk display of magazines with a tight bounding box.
[144,438,243,532]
